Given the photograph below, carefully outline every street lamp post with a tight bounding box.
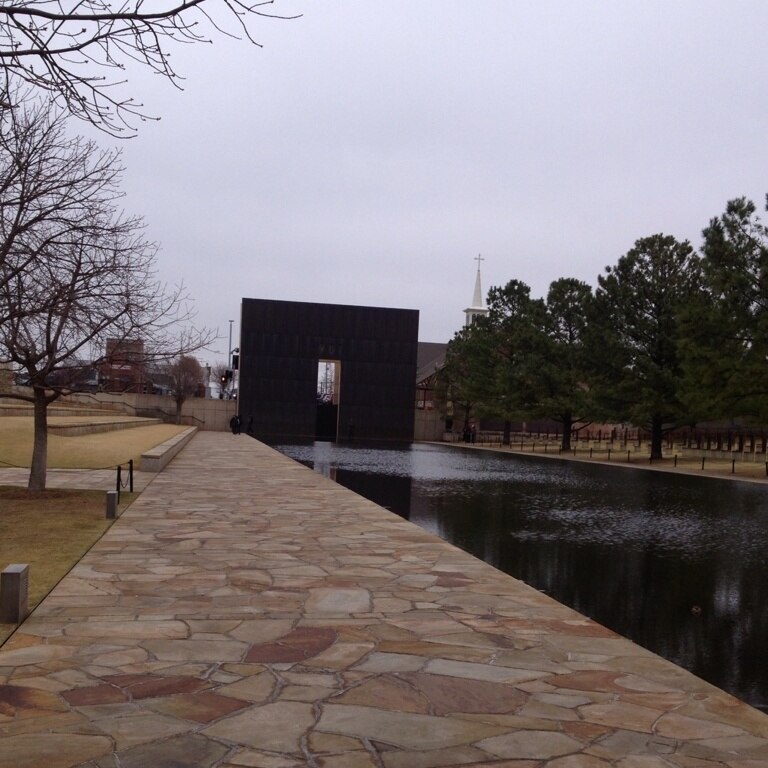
[228,320,234,369]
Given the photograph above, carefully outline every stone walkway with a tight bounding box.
[1,433,768,768]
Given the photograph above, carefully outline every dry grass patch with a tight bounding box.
[0,486,137,645]
[0,416,189,469]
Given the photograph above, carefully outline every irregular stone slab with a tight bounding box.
[303,641,373,670]
[424,658,545,684]
[579,701,662,733]
[378,639,493,663]
[548,756,613,768]
[228,569,273,589]
[543,670,639,693]
[477,729,584,759]
[0,684,68,715]
[217,671,276,702]
[400,672,528,715]
[92,709,193,750]
[306,589,371,614]
[0,733,111,768]
[61,683,128,706]
[230,619,295,644]
[518,699,580,722]
[147,691,250,723]
[332,675,430,713]
[225,749,308,767]
[380,745,493,768]
[353,652,426,673]
[90,648,150,667]
[202,701,315,752]
[141,638,248,663]
[547,634,653,657]
[316,752,377,768]
[309,732,366,754]
[317,704,506,749]
[0,644,76,666]
[63,620,188,639]
[245,626,337,663]
[102,673,210,699]
[655,711,746,739]
[106,732,229,768]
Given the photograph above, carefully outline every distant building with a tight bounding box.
[415,342,447,412]
[100,338,148,393]
[47,359,100,392]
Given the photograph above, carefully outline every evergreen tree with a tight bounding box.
[589,234,702,459]
[538,278,594,450]
[688,196,768,421]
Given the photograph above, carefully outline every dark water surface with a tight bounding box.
[273,441,768,712]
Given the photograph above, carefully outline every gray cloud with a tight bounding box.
[105,1,768,356]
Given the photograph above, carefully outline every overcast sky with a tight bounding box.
[109,1,768,362]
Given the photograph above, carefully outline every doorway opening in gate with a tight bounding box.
[316,359,341,441]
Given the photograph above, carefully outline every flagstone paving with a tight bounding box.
[1,432,768,767]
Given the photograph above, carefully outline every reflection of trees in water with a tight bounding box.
[409,474,768,712]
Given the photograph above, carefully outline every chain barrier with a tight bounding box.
[0,457,134,501]
[114,459,134,503]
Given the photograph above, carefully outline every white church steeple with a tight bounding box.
[464,254,489,327]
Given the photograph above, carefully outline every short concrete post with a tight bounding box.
[106,490,118,520]
[0,564,30,623]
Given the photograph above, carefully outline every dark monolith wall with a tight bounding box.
[239,298,419,441]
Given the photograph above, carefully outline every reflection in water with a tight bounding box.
[274,441,768,712]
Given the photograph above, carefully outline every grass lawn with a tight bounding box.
[0,416,189,469]
[0,416,187,644]
[0,487,137,645]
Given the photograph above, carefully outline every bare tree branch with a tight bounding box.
[0,1,301,135]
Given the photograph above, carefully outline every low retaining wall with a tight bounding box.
[49,418,161,436]
[1,390,236,431]
[140,427,197,472]
[0,403,121,418]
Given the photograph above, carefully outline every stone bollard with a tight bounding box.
[0,563,30,623]
[106,490,118,520]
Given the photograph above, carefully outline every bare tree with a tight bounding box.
[0,94,212,490]
[0,1,300,135]
[167,354,203,423]
[0,84,123,310]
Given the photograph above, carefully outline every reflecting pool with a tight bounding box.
[273,441,768,712]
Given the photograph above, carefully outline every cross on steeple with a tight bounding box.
[474,253,484,269]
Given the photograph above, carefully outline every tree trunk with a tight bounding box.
[28,387,49,491]
[175,397,183,425]
[560,413,573,451]
[650,414,664,460]
[503,420,511,446]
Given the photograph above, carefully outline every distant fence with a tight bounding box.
[445,425,768,463]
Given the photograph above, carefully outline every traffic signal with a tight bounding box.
[231,353,239,370]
